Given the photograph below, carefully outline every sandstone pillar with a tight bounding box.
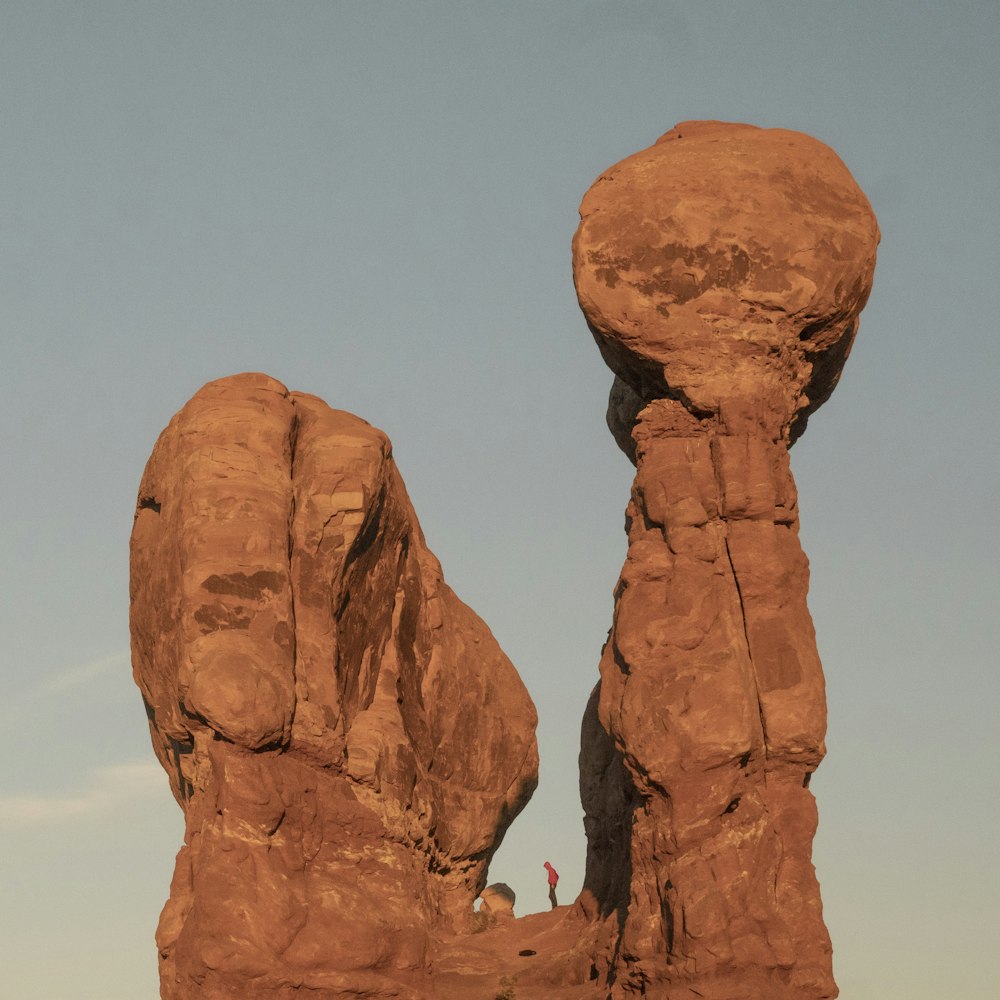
[574,121,879,999]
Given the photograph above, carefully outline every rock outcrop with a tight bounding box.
[130,373,538,1000]
[130,120,876,1000]
[574,121,878,998]
[479,882,518,922]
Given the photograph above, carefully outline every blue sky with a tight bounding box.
[1,3,997,998]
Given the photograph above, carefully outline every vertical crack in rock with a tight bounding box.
[723,536,750,657]
[722,529,769,754]
[574,120,879,999]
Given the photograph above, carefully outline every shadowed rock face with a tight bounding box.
[574,122,878,998]
[130,373,538,1000]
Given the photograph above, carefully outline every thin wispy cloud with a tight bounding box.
[0,760,166,829]
[38,649,131,695]
[0,649,132,726]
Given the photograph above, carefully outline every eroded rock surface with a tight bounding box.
[131,120,876,1000]
[130,373,538,1000]
[574,121,878,998]
[479,882,517,921]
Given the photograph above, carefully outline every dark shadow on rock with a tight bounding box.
[579,681,635,924]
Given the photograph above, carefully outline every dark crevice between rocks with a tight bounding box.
[170,737,194,801]
[723,534,769,752]
[723,536,751,661]
[314,511,339,554]
[663,878,675,957]
[138,496,161,513]
[797,318,829,342]
[288,401,301,481]
[341,484,387,579]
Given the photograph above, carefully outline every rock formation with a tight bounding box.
[130,120,877,1000]
[130,373,538,999]
[479,882,518,922]
[574,121,879,998]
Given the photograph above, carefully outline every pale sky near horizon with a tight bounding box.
[2,3,998,998]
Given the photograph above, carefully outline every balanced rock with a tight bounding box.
[574,122,878,998]
[130,373,538,1000]
[479,882,517,921]
[574,119,879,446]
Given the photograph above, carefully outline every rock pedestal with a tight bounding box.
[573,121,879,998]
[130,373,538,1000]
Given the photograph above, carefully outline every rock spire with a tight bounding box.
[573,120,879,998]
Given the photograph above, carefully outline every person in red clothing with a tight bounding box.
[543,861,559,908]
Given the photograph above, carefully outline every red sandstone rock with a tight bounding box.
[574,122,878,998]
[574,119,879,446]
[130,121,877,1000]
[130,373,538,1000]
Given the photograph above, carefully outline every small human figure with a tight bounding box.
[543,861,559,908]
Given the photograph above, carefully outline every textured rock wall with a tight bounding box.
[574,121,878,998]
[130,373,538,1000]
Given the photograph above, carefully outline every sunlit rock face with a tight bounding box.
[574,121,878,999]
[130,373,538,1000]
[128,120,878,1000]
